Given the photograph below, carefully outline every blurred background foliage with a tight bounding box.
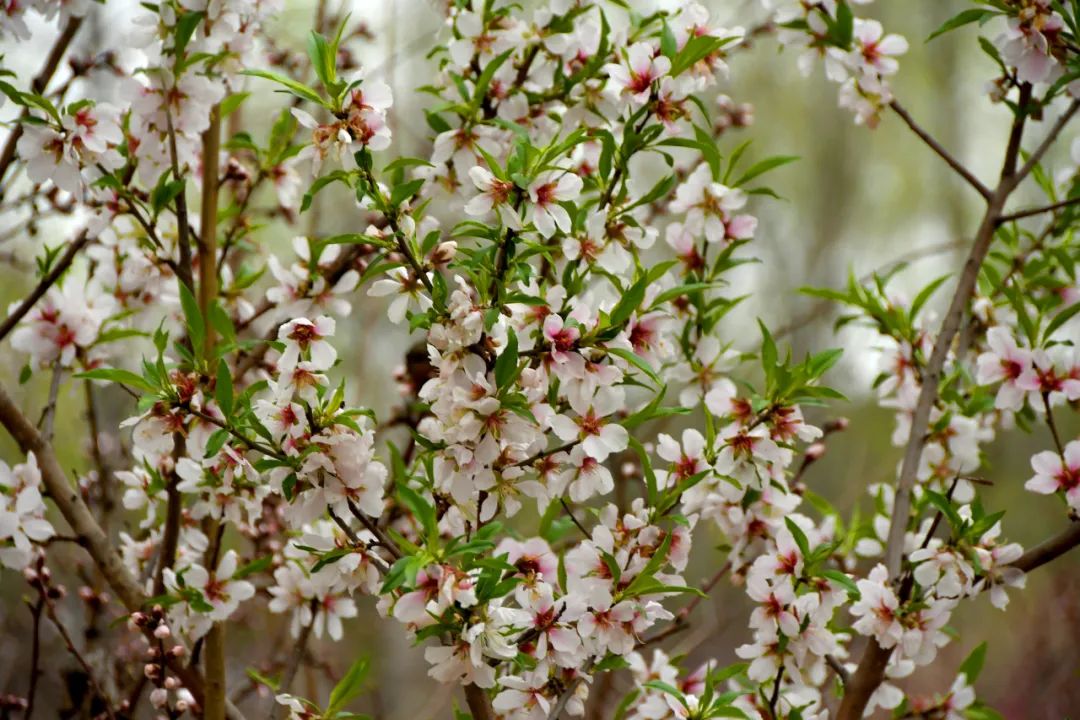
[0,0,1078,717]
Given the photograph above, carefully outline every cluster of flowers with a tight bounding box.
[0,0,91,41]
[2,0,1079,718]
[0,453,54,570]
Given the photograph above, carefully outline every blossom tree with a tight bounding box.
[1,1,1079,719]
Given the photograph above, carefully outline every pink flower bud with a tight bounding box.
[150,688,168,708]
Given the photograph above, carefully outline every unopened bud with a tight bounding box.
[430,240,457,266]
[824,417,849,434]
[164,677,180,690]
[805,442,827,462]
[153,624,171,639]
[150,688,169,708]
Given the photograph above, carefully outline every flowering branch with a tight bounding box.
[0,16,83,198]
[0,230,91,342]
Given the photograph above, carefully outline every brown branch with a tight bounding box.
[464,683,494,720]
[560,498,590,539]
[1014,100,1080,184]
[204,622,227,720]
[1010,521,1080,573]
[825,654,849,687]
[997,195,1080,224]
[23,595,45,720]
[165,106,194,293]
[0,380,247,720]
[0,229,91,342]
[153,433,184,597]
[0,16,84,199]
[39,363,64,442]
[42,588,118,720]
[889,101,993,201]
[273,599,319,720]
[1042,392,1066,457]
[837,88,1077,720]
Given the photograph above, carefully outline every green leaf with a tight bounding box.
[326,657,370,715]
[609,275,648,327]
[307,30,339,95]
[819,569,860,599]
[219,92,249,118]
[909,273,952,320]
[174,10,205,57]
[606,347,661,386]
[927,8,996,42]
[784,517,811,558]
[204,428,229,459]
[1043,300,1080,341]
[494,329,519,389]
[242,69,326,106]
[734,155,798,187]
[177,282,205,357]
[832,1,854,47]
[233,555,272,579]
[76,367,155,393]
[389,178,425,207]
[959,641,987,683]
[923,489,964,533]
[669,34,730,77]
[471,49,515,113]
[215,360,234,416]
[650,281,725,308]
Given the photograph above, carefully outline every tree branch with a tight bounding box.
[889,101,993,201]
[0,230,91,342]
[0,380,248,720]
[997,195,1080,224]
[464,683,494,720]
[1010,521,1080,573]
[1014,100,1080,185]
[837,87,1073,720]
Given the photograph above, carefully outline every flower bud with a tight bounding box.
[430,240,457,266]
[150,688,169,708]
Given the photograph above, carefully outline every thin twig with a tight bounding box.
[1014,100,1080,184]
[1009,520,1080,573]
[23,595,45,720]
[838,86,1080,720]
[165,105,195,293]
[766,667,784,720]
[1041,391,1066,457]
[997,195,1080,224]
[274,599,319,719]
[889,101,993,201]
[41,589,118,719]
[560,498,590,539]
[546,660,594,720]
[0,230,91,342]
[825,654,850,687]
[0,381,249,720]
